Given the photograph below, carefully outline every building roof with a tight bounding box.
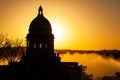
[29,6,52,33]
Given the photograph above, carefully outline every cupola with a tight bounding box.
[29,6,52,34]
[26,6,54,55]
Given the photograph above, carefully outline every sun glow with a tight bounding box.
[52,23,65,42]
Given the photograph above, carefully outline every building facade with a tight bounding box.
[1,6,82,80]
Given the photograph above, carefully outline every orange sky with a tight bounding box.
[0,0,120,50]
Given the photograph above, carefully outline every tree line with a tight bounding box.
[0,33,25,64]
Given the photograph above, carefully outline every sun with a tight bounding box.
[51,23,65,42]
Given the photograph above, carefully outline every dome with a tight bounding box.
[29,6,52,33]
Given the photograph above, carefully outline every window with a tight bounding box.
[45,44,47,49]
[40,43,42,49]
[34,43,36,49]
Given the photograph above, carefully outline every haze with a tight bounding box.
[60,52,120,78]
[0,0,120,50]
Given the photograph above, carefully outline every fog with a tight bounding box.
[0,51,120,79]
[60,52,120,78]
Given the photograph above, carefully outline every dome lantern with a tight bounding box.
[29,6,52,34]
[38,6,43,15]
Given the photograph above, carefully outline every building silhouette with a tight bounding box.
[0,6,82,80]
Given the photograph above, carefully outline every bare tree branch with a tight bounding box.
[0,33,25,64]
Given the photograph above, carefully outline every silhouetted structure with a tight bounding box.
[115,72,120,80]
[0,6,82,80]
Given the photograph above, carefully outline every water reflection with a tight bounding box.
[59,52,120,78]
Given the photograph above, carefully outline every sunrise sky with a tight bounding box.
[0,0,120,50]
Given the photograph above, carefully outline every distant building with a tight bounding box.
[1,6,82,80]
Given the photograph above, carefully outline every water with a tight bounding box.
[59,52,120,78]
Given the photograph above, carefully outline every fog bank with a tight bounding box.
[60,52,120,78]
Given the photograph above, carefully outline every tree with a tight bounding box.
[115,72,120,80]
[79,65,94,80]
[0,33,25,64]
[81,72,93,80]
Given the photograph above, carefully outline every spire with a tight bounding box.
[38,5,43,15]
